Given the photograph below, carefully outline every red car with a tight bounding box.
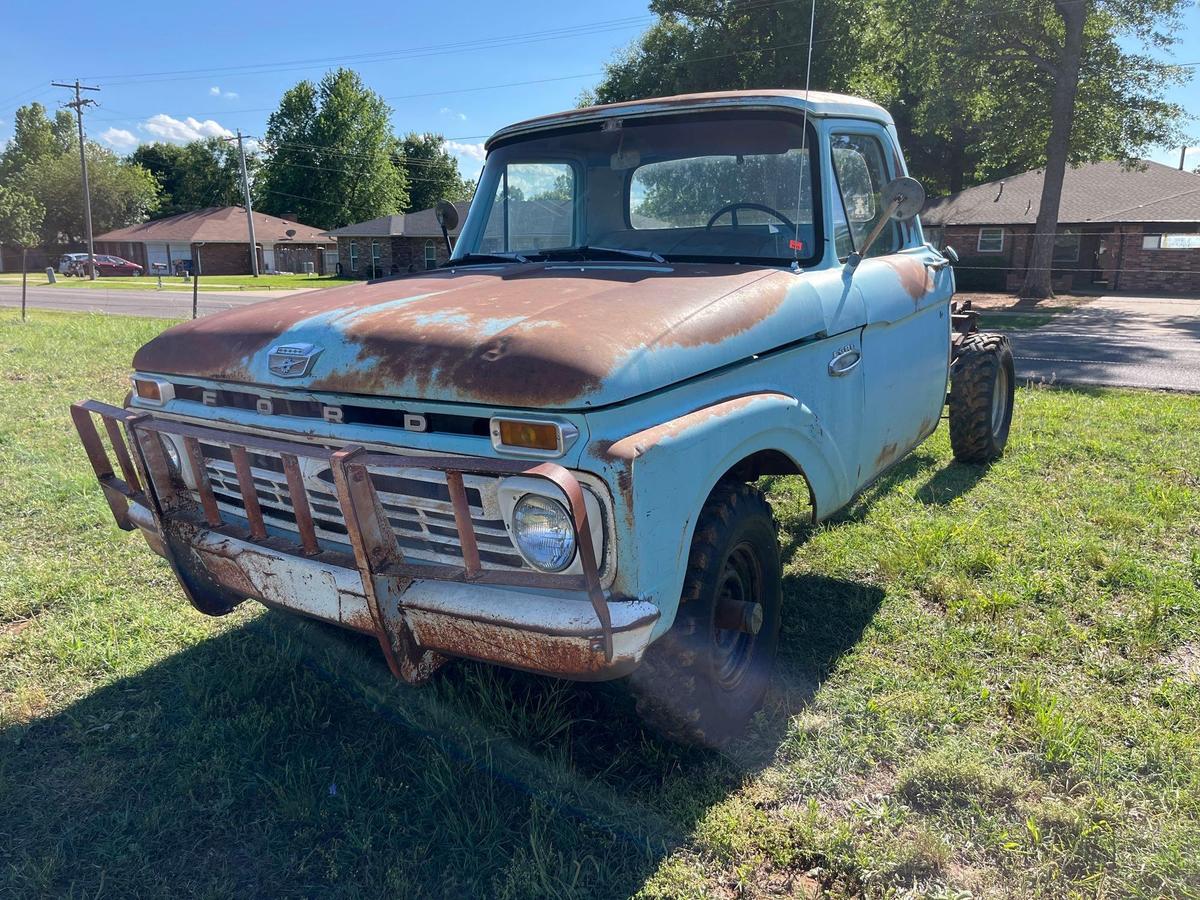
[69,255,144,277]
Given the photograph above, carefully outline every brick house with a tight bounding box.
[94,207,333,276]
[326,201,471,278]
[922,161,1200,295]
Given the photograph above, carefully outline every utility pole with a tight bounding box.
[225,130,259,276]
[52,80,100,280]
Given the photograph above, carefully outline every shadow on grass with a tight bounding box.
[1,571,880,897]
[915,460,991,506]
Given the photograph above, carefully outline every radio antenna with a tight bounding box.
[792,0,817,267]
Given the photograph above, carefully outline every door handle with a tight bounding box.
[828,347,862,376]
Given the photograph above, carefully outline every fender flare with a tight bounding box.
[598,392,855,634]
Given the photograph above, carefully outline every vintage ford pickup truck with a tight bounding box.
[72,90,1014,745]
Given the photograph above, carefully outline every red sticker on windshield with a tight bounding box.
[788,239,805,251]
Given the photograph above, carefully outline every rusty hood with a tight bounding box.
[133,263,827,409]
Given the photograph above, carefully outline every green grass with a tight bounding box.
[2,309,1199,898]
[978,313,1056,330]
[0,272,354,292]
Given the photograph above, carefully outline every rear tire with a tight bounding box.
[630,481,782,747]
[949,332,1015,464]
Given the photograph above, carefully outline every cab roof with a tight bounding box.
[486,89,892,150]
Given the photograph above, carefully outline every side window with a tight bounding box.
[424,240,437,270]
[831,132,900,257]
[480,162,575,253]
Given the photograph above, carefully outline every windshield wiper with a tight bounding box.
[541,245,666,264]
[445,251,529,266]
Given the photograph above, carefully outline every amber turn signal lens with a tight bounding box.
[132,377,162,403]
[497,420,559,451]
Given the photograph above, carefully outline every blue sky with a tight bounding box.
[1,0,1197,181]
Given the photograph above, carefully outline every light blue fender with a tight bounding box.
[583,390,853,638]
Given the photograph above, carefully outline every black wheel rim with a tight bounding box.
[712,541,763,691]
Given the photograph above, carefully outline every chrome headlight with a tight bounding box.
[511,493,576,572]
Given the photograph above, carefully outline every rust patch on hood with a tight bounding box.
[880,256,933,301]
[132,263,789,409]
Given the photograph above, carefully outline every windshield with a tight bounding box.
[454,112,820,267]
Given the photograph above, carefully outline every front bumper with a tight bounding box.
[71,400,658,681]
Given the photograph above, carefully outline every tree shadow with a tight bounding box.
[1,534,885,898]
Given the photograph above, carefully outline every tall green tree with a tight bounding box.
[588,0,1190,203]
[961,0,1191,298]
[131,139,253,217]
[0,102,75,181]
[256,69,408,229]
[15,144,159,246]
[398,132,474,212]
[0,184,44,249]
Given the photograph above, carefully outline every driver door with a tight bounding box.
[827,123,952,485]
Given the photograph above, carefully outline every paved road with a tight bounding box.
[0,284,301,319]
[1007,296,1200,392]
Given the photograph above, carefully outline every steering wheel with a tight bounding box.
[705,202,796,231]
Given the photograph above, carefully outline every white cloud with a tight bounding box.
[439,106,467,121]
[446,140,485,162]
[141,113,234,143]
[209,86,220,96]
[209,86,239,99]
[100,127,138,152]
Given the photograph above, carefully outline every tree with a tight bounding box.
[15,144,159,246]
[0,184,45,319]
[961,0,1191,299]
[398,132,474,212]
[131,139,252,217]
[589,0,1190,204]
[256,69,408,229]
[0,102,74,181]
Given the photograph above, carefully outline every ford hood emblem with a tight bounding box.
[268,343,323,378]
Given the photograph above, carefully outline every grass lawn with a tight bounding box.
[0,272,355,292]
[2,310,1198,898]
[977,313,1057,330]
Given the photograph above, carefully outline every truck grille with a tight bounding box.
[192,441,529,570]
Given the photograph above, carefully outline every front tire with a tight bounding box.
[630,481,782,747]
[949,331,1015,464]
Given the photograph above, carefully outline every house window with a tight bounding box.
[349,241,358,271]
[924,226,945,249]
[1146,233,1200,250]
[1053,229,1081,263]
[424,240,437,270]
[371,240,381,274]
[977,228,1005,253]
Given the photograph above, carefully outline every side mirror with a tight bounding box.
[434,200,459,231]
[434,200,459,257]
[847,176,926,268]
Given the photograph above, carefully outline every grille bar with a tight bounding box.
[69,401,615,675]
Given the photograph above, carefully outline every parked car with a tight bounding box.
[58,253,89,275]
[94,255,143,276]
[70,90,1014,746]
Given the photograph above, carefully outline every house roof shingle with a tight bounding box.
[96,207,331,244]
[922,160,1200,227]
[324,201,471,239]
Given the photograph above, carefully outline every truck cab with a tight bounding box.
[72,90,1014,745]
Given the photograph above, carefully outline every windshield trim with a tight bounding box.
[454,111,825,269]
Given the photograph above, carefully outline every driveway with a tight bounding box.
[0,283,308,319]
[1007,295,1200,392]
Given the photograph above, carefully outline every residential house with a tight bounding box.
[94,207,333,276]
[922,161,1200,294]
[326,201,471,277]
